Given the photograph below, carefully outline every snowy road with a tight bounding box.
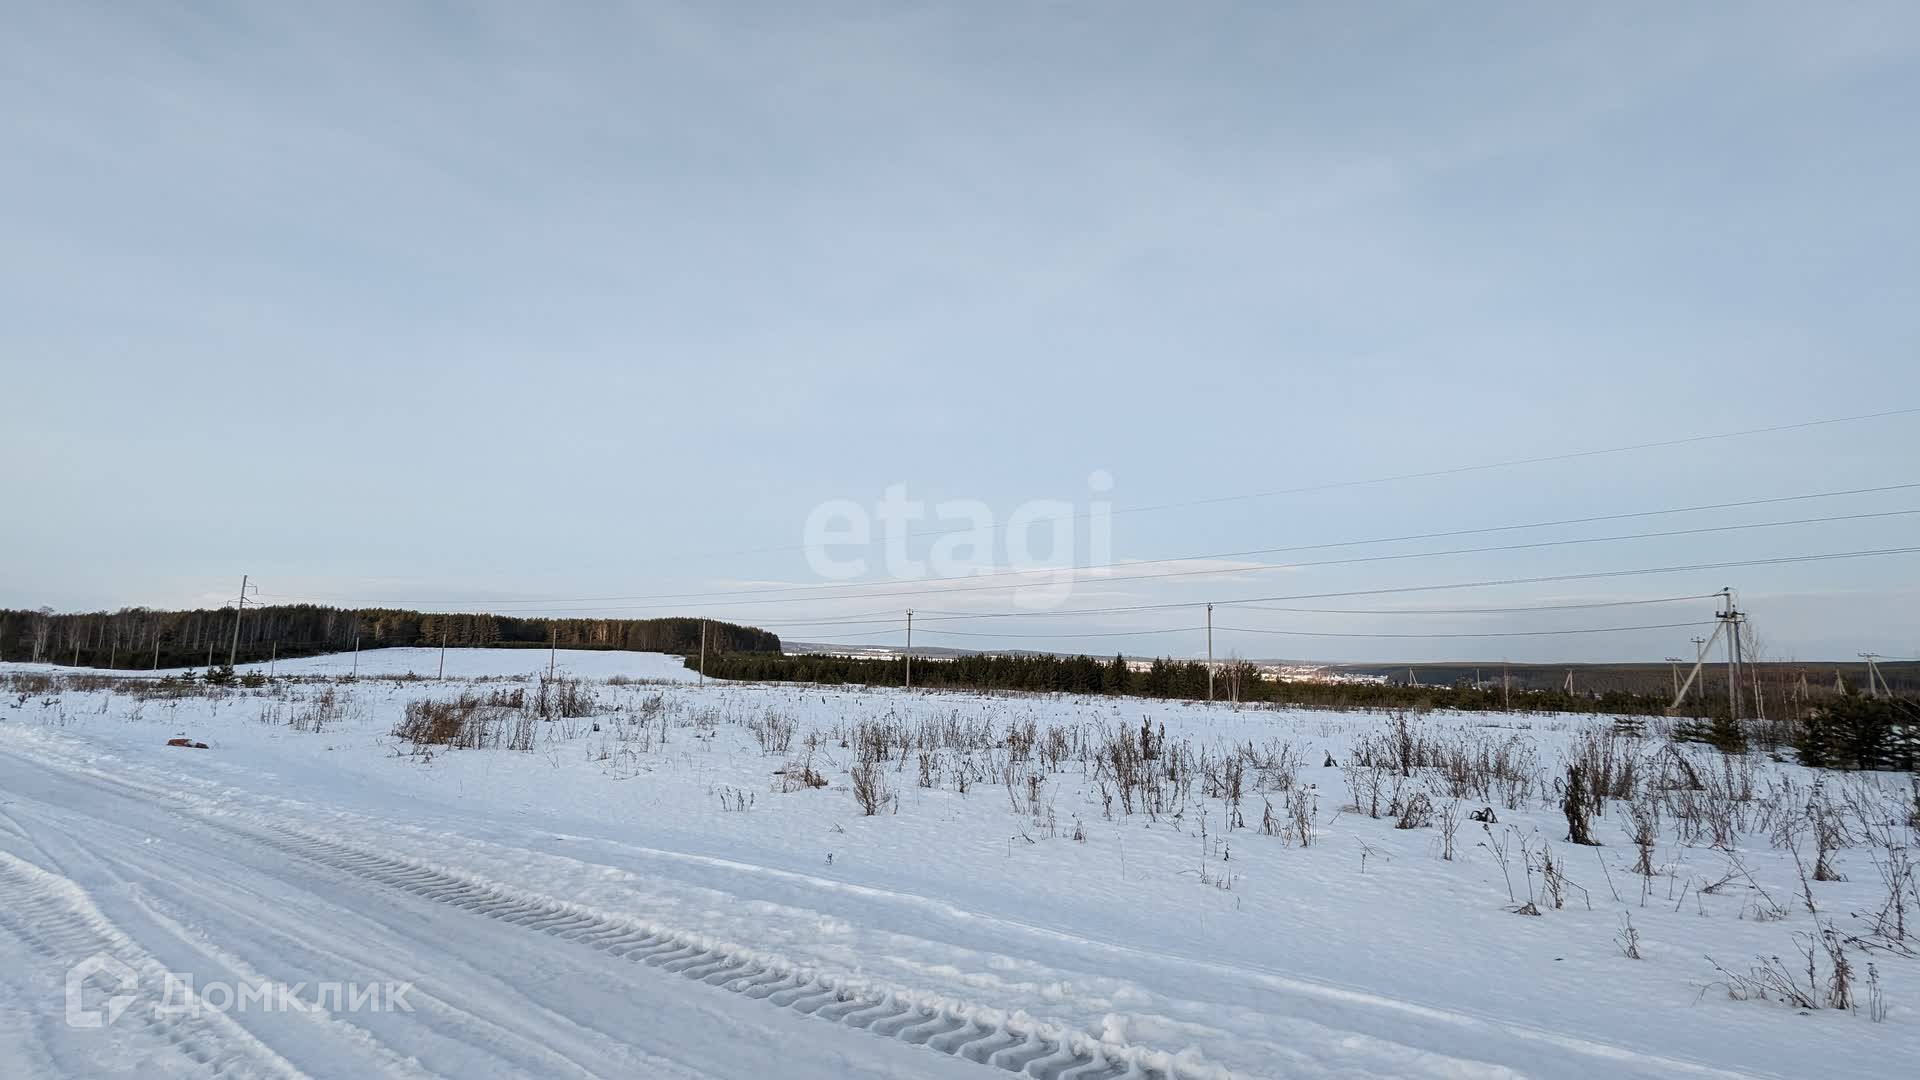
[0,744,986,1080]
[0,733,1789,1080]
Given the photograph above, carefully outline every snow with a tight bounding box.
[46,646,705,683]
[1,649,1913,1079]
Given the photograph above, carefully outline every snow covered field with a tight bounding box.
[1,649,1914,1079]
[5,645,704,684]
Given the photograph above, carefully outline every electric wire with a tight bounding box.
[1212,621,1716,640]
[710,405,1920,556]
[252,479,1920,610]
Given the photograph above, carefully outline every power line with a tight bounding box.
[728,545,1920,644]
[1233,593,1717,616]
[725,591,1724,636]
[710,405,1920,556]
[399,507,1920,616]
[778,594,1725,635]
[738,609,908,628]
[223,546,1920,649]
[1213,621,1715,640]
[801,617,1725,645]
[905,626,1207,640]
[253,479,1920,610]
[257,506,1920,618]
[890,545,1920,625]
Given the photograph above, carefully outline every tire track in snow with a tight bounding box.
[0,739,1758,1080]
[0,850,310,1080]
[571,835,1765,1080]
[0,775,772,1080]
[100,834,696,1080]
[243,824,1218,1080]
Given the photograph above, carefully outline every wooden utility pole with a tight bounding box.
[548,624,557,681]
[438,621,447,680]
[228,574,251,668]
[1205,603,1214,703]
[352,634,360,678]
[904,609,913,690]
[699,618,707,686]
[1666,656,1686,699]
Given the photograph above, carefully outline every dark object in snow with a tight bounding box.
[166,738,209,749]
[1469,806,1497,824]
[1323,753,1337,767]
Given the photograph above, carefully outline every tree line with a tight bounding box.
[0,605,780,669]
[687,651,1676,716]
[695,651,1917,770]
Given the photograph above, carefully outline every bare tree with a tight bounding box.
[31,607,52,664]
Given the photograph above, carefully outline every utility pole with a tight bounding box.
[438,621,447,680]
[699,618,707,687]
[1689,636,1706,708]
[152,633,161,671]
[1716,588,1741,723]
[1667,621,1726,715]
[1205,603,1214,703]
[1503,661,1511,711]
[352,634,360,678]
[548,624,557,681]
[905,609,913,690]
[1732,616,1744,716]
[1666,656,1686,700]
[228,574,254,668]
[1563,669,1574,695]
[269,642,277,680]
[1859,653,1885,697]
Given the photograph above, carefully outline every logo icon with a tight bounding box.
[66,952,139,1029]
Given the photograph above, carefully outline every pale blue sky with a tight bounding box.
[4,2,1917,661]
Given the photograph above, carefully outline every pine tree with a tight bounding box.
[1799,691,1914,771]
[1705,712,1746,754]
